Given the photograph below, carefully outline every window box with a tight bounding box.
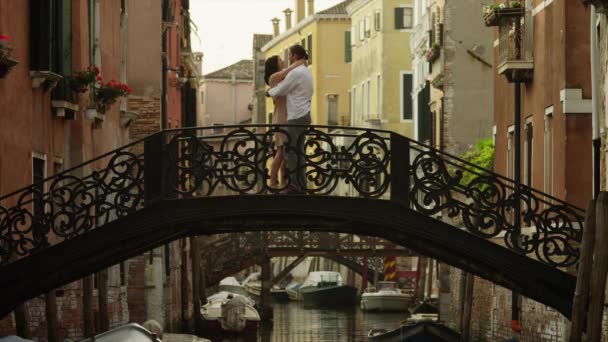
[483,6,524,27]
[86,108,105,129]
[0,57,18,79]
[52,100,79,120]
[431,73,444,91]
[120,110,139,128]
[425,44,441,63]
[30,70,63,90]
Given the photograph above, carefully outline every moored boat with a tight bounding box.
[360,281,411,312]
[299,271,358,307]
[218,276,248,296]
[201,292,260,335]
[270,286,290,302]
[242,272,262,298]
[367,321,461,342]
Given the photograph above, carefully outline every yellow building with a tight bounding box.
[262,0,353,126]
[347,0,414,137]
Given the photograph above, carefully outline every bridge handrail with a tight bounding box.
[0,125,586,269]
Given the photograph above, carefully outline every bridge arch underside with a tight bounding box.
[0,196,575,319]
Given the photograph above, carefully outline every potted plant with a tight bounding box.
[0,34,18,79]
[483,1,524,27]
[431,73,444,90]
[425,43,441,63]
[93,80,132,114]
[69,66,100,93]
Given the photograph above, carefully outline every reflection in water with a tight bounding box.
[205,301,408,342]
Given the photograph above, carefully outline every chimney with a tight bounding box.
[295,0,305,23]
[271,17,280,37]
[283,9,293,31]
[307,0,314,16]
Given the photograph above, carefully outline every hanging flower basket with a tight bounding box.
[425,44,441,63]
[0,34,17,79]
[483,2,524,27]
[69,66,100,93]
[93,80,132,114]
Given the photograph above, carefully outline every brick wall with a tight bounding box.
[127,95,161,154]
[443,267,608,341]
[0,266,129,341]
[127,254,148,324]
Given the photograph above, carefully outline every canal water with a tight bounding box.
[203,301,409,342]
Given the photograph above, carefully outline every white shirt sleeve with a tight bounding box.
[268,69,299,97]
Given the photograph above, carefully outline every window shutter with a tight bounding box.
[52,0,76,105]
[59,0,72,76]
[402,74,413,120]
[395,8,404,29]
[345,31,352,63]
[30,0,53,70]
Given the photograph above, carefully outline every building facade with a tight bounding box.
[425,0,495,156]
[347,0,415,137]
[441,1,592,340]
[262,0,353,127]
[0,0,200,340]
[0,0,131,339]
[199,60,254,129]
[411,0,432,143]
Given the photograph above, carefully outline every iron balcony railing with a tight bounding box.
[0,125,585,269]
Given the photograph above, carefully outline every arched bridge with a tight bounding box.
[201,231,413,285]
[0,125,584,318]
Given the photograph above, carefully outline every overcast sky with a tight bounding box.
[189,0,343,74]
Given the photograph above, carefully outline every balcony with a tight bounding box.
[497,10,533,82]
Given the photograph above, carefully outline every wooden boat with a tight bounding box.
[360,281,411,312]
[218,276,248,296]
[270,286,290,302]
[242,272,262,298]
[367,321,461,342]
[201,292,260,334]
[78,323,163,342]
[299,271,358,307]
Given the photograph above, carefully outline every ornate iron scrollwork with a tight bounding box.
[0,125,585,269]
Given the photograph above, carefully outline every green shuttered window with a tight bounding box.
[345,31,352,63]
[402,73,413,120]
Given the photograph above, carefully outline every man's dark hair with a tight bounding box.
[289,44,309,60]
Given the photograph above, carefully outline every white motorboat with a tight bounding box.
[360,281,411,312]
[218,276,248,296]
[242,272,261,297]
[201,292,260,334]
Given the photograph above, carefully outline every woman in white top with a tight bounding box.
[264,56,305,188]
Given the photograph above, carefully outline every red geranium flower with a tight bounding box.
[0,34,10,41]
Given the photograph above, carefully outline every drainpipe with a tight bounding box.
[232,72,237,124]
[120,0,127,112]
[591,5,600,199]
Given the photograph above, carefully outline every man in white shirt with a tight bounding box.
[268,45,313,193]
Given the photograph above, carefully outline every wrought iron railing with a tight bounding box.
[498,12,533,66]
[0,125,585,268]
